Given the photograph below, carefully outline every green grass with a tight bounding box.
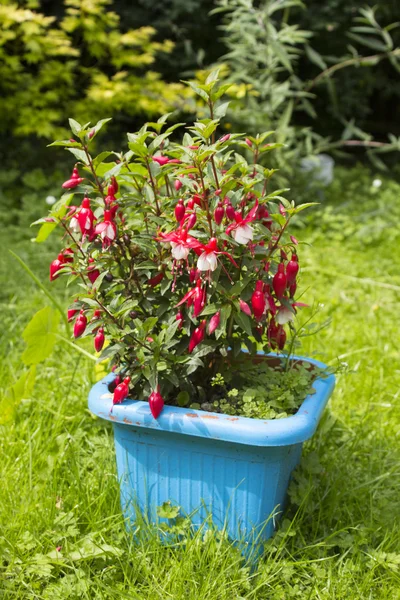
[1,166,400,599]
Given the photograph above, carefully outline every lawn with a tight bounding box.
[1,167,400,599]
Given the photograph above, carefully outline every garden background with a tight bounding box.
[1,0,400,597]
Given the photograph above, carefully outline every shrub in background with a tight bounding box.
[211,0,400,180]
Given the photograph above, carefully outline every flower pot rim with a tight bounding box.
[88,352,335,447]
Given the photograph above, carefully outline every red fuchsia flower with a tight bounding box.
[286,254,299,285]
[273,263,287,298]
[113,376,130,405]
[94,210,117,248]
[289,282,297,297]
[176,310,184,329]
[62,166,84,189]
[94,327,105,352]
[208,311,220,335]
[189,320,206,353]
[73,310,87,338]
[226,200,259,245]
[290,235,298,245]
[197,237,239,272]
[176,279,203,311]
[87,258,100,284]
[251,280,266,320]
[149,387,165,419]
[214,203,225,225]
[239,299,252,316]
[174,179,183,191]
[92,309,102,320]
[152,155,170,166]
[175,200,185,222]
[70,198,95,236]
[158,228,202,261]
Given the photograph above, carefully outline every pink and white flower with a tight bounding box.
[226,200,259,245]
[94,210,117,248]
[196,238,238,272]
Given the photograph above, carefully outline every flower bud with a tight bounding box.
[149,388,165,419]
[148,272,164,287]
[245,138,252,147]
[188,320,206,353]
[208,311,220,335]
[88,128,95,139]
[251,280,266,320]
[174,179,183,191]
[225,203,235,221]
[73,310,87,338]
[187,212,197,229]
[219,134,231,143]
[273,263,287,298]
[49,254,65,281]
[94,327,105,352]
[214,203,225,225]
[175,200,185,222]
[108,176,119,196]
[176,310,184,329]
[67,301,79,322]
[113,376,130,405]
[286,254,299,285]
[239,299,252,316]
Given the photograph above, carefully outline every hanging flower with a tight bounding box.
[94,210,117,248]
[226,200,258,245]
[197,238,238,272]
[149,387,165,418]
[158,228,202,261]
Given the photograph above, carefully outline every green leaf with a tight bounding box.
[68,118,82,137]
[305,45,327,70]
[93,151,114,169]
[0,367,36,424]
[22,307,60,365]
[234,311,253,337]
[177,391,190,407]
[181,80,209,102]
[66,148,89,164]
[157,501,180,519]
[214,101,230,119]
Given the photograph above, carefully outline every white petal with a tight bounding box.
[197,251,209,271]
[233,224,253,244]
[171,243,189,260]
[105,223,116,240]
[197,251,218,272]
[276,307,294,325]
[207,252,218,271]
[70,217,80,232]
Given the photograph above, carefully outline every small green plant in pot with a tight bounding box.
[35,73,335,553]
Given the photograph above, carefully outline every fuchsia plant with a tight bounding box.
[37,74,315,417]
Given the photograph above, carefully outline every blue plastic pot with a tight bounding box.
[89,354,335,548]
